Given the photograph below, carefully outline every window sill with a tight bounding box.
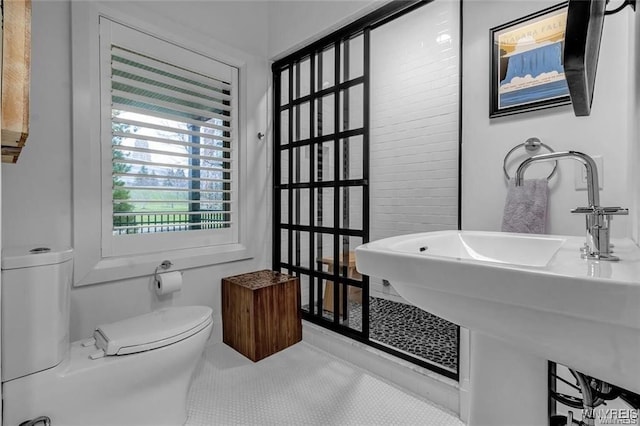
[74,243,251,287]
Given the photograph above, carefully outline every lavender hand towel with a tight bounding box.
[501,178,549,234]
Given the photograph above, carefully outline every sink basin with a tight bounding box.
[355,230,640,393]
[388,231,565,267]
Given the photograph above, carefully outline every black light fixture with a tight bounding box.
[605,0,636,15]
[563,0,636,117]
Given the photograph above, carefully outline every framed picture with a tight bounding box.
[490,3,572,118]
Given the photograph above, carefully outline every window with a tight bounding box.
[108,45,233,235]
[71,3,251,286]
[99,18,239,257]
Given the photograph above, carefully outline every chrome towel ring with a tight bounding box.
[503,137,558,181]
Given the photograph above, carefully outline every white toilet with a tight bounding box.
[1,247,213,426]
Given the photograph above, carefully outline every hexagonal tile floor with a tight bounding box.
[185,342,463,426]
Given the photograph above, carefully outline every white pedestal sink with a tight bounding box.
[355,230,640,396]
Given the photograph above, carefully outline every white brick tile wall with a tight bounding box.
[369,1,460,296]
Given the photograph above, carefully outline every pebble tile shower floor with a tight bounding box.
[310,297,458,372]
[185,342,463,426]
[352,297,458,372]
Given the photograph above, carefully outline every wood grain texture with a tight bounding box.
[2,0,31,163]
[222,270,301,362]
[321,251,363,314]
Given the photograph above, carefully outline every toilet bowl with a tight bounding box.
[1,247,213,426]
[3,307,212,426]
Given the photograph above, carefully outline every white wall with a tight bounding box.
[462,0,633,238]
[2,0,271,341]
[2,1,73,250]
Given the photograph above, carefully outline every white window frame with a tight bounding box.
[100,18,239,256]
[72,2,250,286]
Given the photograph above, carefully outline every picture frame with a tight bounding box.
[489,3,572,118]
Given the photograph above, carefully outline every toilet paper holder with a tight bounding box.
[153,260,173,282]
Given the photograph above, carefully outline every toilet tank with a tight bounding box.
[1,246,73,382]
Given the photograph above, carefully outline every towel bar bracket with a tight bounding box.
[503,137,558,181]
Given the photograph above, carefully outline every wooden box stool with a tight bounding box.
[222,270,301,362]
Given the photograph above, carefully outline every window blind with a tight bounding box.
[110,45,234,235]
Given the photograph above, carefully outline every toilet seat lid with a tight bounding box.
[93,306,212,356]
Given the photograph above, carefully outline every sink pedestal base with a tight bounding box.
[469,332,548,426]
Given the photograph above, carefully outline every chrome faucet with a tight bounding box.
[515,151,628,261]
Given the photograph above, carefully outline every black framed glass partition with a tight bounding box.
[272,0,460,380]
[274,27,370,333]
